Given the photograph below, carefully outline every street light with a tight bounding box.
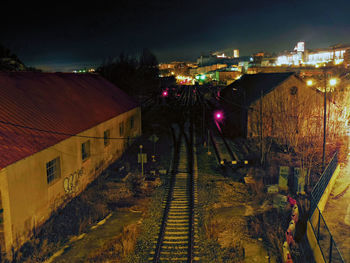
[329,78,338,87]
[322,75,339,170]
[306,79,313,86]
[139,145,144,177]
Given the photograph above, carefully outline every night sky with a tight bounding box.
[2,0,350,72]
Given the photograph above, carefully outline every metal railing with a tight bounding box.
[309,206,345,263]
[308,151,345,263]
[310,151,338,215]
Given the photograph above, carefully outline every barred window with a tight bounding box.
[130,116,134,129]
[46,157,61,184]
[119,122,124,136]
[82,140,91,161]
[290,86,298,95]
[104,129,110,146]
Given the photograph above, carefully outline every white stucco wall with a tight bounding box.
[0,107,141,255]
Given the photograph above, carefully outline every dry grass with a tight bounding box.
[247,210,286,262]
[13,173,158,262]
[86,223,140,262]
[204,214,220,241]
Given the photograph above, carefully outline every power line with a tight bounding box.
[0,119,132,140]
[217,90,321,117]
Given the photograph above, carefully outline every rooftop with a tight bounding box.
[0,72,137,169]
[223,72,295,106]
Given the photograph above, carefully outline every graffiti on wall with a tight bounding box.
[63,168,84,194]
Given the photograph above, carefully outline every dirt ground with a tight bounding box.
[205,178,277,263]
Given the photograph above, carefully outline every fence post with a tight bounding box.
[317,209,321,242]
[329,236,333,263]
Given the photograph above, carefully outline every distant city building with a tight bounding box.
[294,41,305,52]
[198,48,244,67]
[212,48,239,58]
[159,63,176,70]
[72,68,95,73]
[211,69,242,85]
[276,41,350,67]
[195,64,227,75]
[159,62,192,77]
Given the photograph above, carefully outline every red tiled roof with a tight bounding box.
[0,72,138,169]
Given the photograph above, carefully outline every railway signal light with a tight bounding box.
[162,90,168,97]
[214,111,223,121]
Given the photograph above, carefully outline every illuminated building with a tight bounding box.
[234,49,239,58]
[276,42,305,66]
[158,63,175,70]
[176,75,194,85]
[192,64,228,76]
[72,68,95,73]
[307,48,347,65]
[220,72,342,139]
[204,69,242,85]
[276,42,350,67]
[159,62,191,77]
[0,72,141,258]
[294,41,305,52]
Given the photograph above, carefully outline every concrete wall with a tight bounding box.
[307,164,341,263]
[306,220,326,263]
[316,165,340,213]
[0,107,141,255]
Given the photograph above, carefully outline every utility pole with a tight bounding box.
[322,69,327,171]
[207,129,211,155]
[202,103,205,143]
[260,89,263,166]
[140,145,144,177]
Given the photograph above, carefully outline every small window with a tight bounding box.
[119,122,124,136]
[82,140,91,161]
[130,116,134,129]
[290,86,298,95]
[104,129,110,146]
[46,157,61,184]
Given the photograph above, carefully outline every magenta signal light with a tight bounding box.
[162,91,168,97]
[214,111,223,120]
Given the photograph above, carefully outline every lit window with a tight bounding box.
[119,122,124,136]
[82,140,91,161]
[46,157,61,184]
[104,129,110,146]
[130,116,134,129]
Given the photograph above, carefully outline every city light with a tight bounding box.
[176,75,193,84]
[216,53,226,58]
[275,41,348,67]
[162,90,168,97]
[329,78,338,86]
[306,79,313,86]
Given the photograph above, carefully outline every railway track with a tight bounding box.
[150,123,199,263]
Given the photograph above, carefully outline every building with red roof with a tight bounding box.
[0,72,141,257]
